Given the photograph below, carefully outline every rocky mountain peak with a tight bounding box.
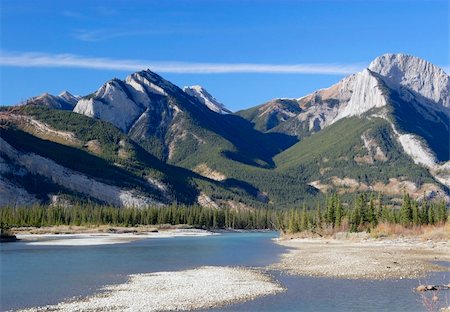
[368,53,450,108]
[23,92,78,110]
[183,85,231,114]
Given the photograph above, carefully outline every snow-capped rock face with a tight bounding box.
[183,85,231,114]
[369,53,450,110]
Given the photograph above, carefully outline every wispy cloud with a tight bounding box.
[0,51,365,75]
[73,28,179,42]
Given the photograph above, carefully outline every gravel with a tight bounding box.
[272,238,450,280]
[19,266,284,312]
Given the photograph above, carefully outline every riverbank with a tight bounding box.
[19,266,284,312]
[9,224,194,234]
[15,228,215,246]
[272,235,450,280]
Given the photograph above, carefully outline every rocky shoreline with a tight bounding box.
[272,236,450,280]
[18,266,284,312]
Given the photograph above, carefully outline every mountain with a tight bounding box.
[0,105,266,208]
[239,54,449,139]
[236,99,301,132]
[1,54,449,208]
[240,54,450,201]
[72,70,293,165]
[22,91,80,110]
[183,85,232,114]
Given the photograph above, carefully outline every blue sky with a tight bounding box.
[0,0,448,111]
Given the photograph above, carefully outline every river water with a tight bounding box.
[0,232,447,311]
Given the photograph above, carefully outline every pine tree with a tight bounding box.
[350,197,362,232]
[400,192,413,226]
[301,205,309,231]
[368,194,376,227]
[420,197,429,225]
[325,194,336,227]
[376,193,383,224]
[315,204,323,229]
[412,201,420,226]
[335,196,343,228]
[437,200,447,223]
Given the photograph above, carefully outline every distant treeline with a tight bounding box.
[284,193,448,234]
[0,204,282,230]
[0,193,448,232]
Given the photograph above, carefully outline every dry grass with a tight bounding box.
[370,223,450,241]
[420,291,449,312]
[281,223,450,242]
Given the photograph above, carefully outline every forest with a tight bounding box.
[0,192,447,234]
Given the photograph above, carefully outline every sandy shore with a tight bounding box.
[19,266,284,312]
[16,228,215,246]
[272,237,450,279]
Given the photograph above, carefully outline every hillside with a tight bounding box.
[1,53,449,208]
[0,106,267,208]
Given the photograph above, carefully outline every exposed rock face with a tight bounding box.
[250,54,449,137]
[74,79,143,132]
[7,54,449,206]
[309,176,448,201]
[0,177,39,206]
[24,92,79,110]
[183,85,232,114]
[73,70,203,161]
[368,53,450,109]
[0,155,39,206]
[244,54,449,191]
[58,91,80,108]
[266,68,389,135]
[73,71,178,132]
[193,163,227,181]
[0,137,162,207]
[333,69,388,122]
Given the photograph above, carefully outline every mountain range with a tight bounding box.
[1,53,449,209]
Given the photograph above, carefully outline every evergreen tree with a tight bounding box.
[400,192,413,226]
[325,194,336,227]
[350,197,362,232]
[335,196,343,228]
[315,204,323,229]
[437,200,447,223]
[376,193,383,223]
[368,194,377,227]
[412,201,420,226]
[301,205,309,231]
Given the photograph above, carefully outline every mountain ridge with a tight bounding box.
[1,53,449,208]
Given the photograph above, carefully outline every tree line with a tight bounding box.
[0,193,447,233]
[0,204,283,230]
[284,193,448,234]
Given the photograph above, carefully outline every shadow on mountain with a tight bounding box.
[221,178,268,202]
[182,98,298,168]
[390,90,449,162]
[0,127,177,204]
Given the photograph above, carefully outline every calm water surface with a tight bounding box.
[0,232,447,311]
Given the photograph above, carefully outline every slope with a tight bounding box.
[0,106,268,208]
